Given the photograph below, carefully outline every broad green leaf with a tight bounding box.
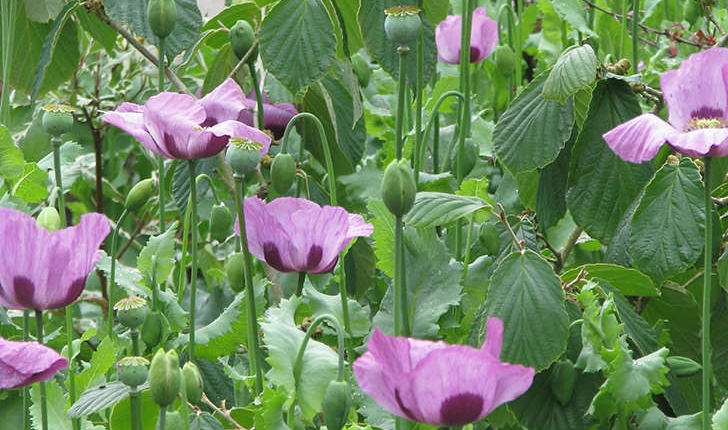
[359,0,437,90]
[137,223,178,284]
[485,250,569,370]
[536,0,564,63]
[109,389,158,430]
[260,0,336,97]
[567,79,654,242]
[260,296,338,419]
[372,228,463,338]
[37,141,83,192]
[76,337,116,392]
[9,163,49,203]
[637,408,702,429]
[404,192,491,228]
[0,125,25,178]
[105,0,202,58]
[542,44,600,104]
[536,135,573,231]
[368,198,395,278]
[190,412,225,430]
[560,264,658,297]
[24,0,65,22]
[630,159,704,282]
[332,0,364,54]
[201,43,236,96]
[305,284,371,337]
[200,3,259,48]
[493,71,574,174]
[604,285,659,356]
[714,397,728,429]
[171,157,215,216]
[255,386,289,430]
[31,0,81,100]
[75,6,118,53]
[196,359,236,407]
[551,0,598,37]
[31,380,71,430]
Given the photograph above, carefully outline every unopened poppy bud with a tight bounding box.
[36,207,61,232]
[149,348,180,407]
[209,202,234,242]
[270,153,297,194]
[322,380,352,430]
[381,159,416,217]
[225,252,246,293]
[230,20,257,62]
[226,138,263,175]
[114,296,149,329]
[42,104,74,138]
[352,53,371,87]
[182,362,204,404]
[493,45,516,77]
[549,360,577,406]
[451,138,478,177]
[667,356,702,377]
[125,178,156,213]
[384,6,422,49]
[147,0,177,39]
[141,310,167,348]
[117,356,150,389]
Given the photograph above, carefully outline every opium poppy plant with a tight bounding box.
[0,336,68,389]
[353,317,534,427]
[435,6,498,64]
[238,197,373,274]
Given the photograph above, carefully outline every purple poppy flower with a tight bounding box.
[240,89,298,139]
[603,48,728,163]
[353,317,535,427]
[0,336,68,389]
[236,197,373,274]
[103,79,271,160]
[0,208,110,311]
[435,7,498,64]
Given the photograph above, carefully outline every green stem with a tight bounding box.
[195,174,221,204]
[157,37,167,233]
[394,217,410,337]
[158,37,166,92]
[23,310,30,430]
[702,156,713,430]
[233,174,264,395]
[292,314,346,384]
[0,0,18,126]
[156,405,167,430]
[432,113,440,174]
[296,271,306,297]
[631,0,639,72]
[35,310,48,430]
[417,91,465,175]
[462,216,475,284]
[338,252,355,361]
[131,329,140,356]
[395,48,409,160]
[129,389,142,430]
[187,160,198,362]
[248,63,265,130]
[108,209,129,336]
[412,3,424,182]
[177,194,192,300]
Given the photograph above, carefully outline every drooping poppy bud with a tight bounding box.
[149,348,180,407]
[209,202,234,242]
[182,361,204,404]
[230,20,257,62]
[147,0,177,39]
[493,45,516,77]
[381,159,416,217]
[322,380,352,430]
[270,152,297,194]
[225,252,246,293]
[36,207,61,232]
[125,178,157,213]
[384,6,422,49]
[117,356,150,389]
[42,104,74,138]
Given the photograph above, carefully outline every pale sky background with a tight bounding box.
[197,0,226,17]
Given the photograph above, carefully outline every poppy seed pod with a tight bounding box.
[230,20,257,62]
[226,138,263,175]
[147,0,177,39]
[381,159,417,217]
[149,348,180,407]
[114,296,149,329]
[384,6,422,48]
[42,104,74,138]
[270,152,297,194]
[117,356,150,389]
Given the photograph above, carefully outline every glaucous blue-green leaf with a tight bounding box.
[105,0,202,58]
[30,380,70,430]
[255,386,289,430]
[260,296,338,419]
[637,407,701,429]
[485,250,569,370]
[551,0,598,37]
[260,0,336,97]
[404,191,492,228]
[68,382,131,418]
[560,264,658,297]
[630,158,704,282]
[542,44,599,104]
[714,397,728,429]
[137,223,177,284]
[0,125,24,178]
[305,284,371,337]
[493,72,574,174]
[567,79,654,242]
[373,228,463,338]
[358,0,437,90]
[368,198,395,278]
[24,0,65,22]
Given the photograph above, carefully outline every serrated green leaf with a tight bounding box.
[542,45,599,103]
[76,337,116,392]
[9,163,49,203]
[0,125,25,178]
[68,382,133,418]
[536,135,573,231]
[551,0,597,38]
[485,250,569,370]
[493,71,574,174]
[260,0,336,96]
[368,198,395,278]
[403,192,491,228]
[567,79,654,242]
[560,264,658,297]
[196,359,236,407]
[30,380,70,430]
[31,0,81,100]
[305,284,370,337]
[255,386,289,430]
[137,223,177,284]
[96,252,148,297]
[630,159,705,282]
[172,157,215,216]
[576,289,621,373]
[75,6,118,53]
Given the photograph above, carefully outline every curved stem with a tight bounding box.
[417,91,465,175]
[292,314,346,384]
[233,174,264,394]
[195,174,221,204]
[248,63,265,130]
[187,160,198,362]
[35,310,48,430]
[108,209,129,336]
[702,156,713,430]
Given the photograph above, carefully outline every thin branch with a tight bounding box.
[227,40,259,81]
[200,395,245,430]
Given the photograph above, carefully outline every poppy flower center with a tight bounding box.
[440,392,484,426]
[683,107,728,131]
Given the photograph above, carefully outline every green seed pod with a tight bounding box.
[125,178,156,213]
[493,45,516,77]
[36,207,62,232]
[230,20,258,62]
[42,104,74,138]
[182,362,204,404]
[226,138,263,175]
[684,0,703,25]
[549,360,577,406]
[147,0,177,39]
[270,153,297,195]
[114,296,149,329]
[141,310,168,348]
[667,356,702,377]
[149,348,180,407]
[351,53,371,87]
[225,252,246,293]
[209,202,234,242]
[384,6,422,48]
[450,138,479,177]
[321,380,352,430]
[117,356,150,389]
[381,159,417,217]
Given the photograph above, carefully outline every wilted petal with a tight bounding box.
[0,337,68,389]
[602,114,676,163]
[667,127,728,158]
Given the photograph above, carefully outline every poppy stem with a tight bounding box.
[702,156,713,430]
[108,209,129,337]
[34,310,49,430]
[418,91,465,177]
[292,314,346,384]
[157,37,167,233]
[156,405,167,430]
[412,3,424,183]
[248,63,265,130]
[394,216,410,337]
[395,48,408,160]
[187,160,198,363]
[296,272,306,297]
[631,0,639,72]
[23,310,30,430]
[233,174,264,395]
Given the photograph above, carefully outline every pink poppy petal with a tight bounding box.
[667,127,728,158]
[435,15,463,64]
[199,78,248,124]
[481,316,504,357]
[489,361,536,410]
[0,337,68,389]
[602,114,676,163]
[144,93,206,158]
[102,108,158,154]
[470,7,498,62]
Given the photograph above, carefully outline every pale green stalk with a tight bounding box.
[157,37,167,233]
[702,157,713,430]
[108,209,129,337]
[35,310,48,430]
[187,160,198,362]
